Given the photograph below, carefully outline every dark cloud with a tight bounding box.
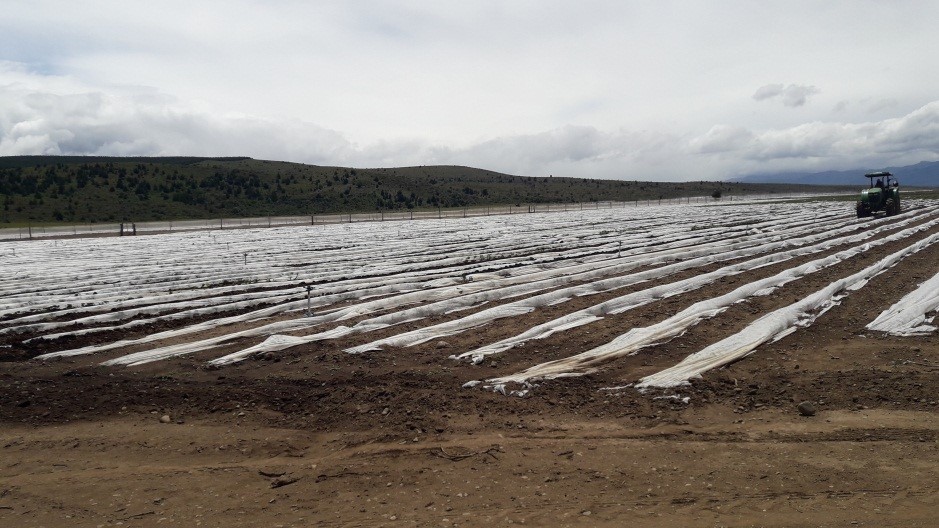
[753,83,819,107]
[865,98,899,114]
[0,84,354,163]
[429,126,684,179]
[692,101,939,168]
[752,83,785,101]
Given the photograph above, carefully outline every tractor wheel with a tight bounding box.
[856,203,868,218]
[885,199,895,216]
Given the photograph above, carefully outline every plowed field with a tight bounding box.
[2,200,937,527]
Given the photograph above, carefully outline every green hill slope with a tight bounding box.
[0,156,850,224]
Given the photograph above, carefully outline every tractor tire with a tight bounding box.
[856,203,869,218]
[885,198,895,217]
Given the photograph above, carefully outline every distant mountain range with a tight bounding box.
[733,161,938,187]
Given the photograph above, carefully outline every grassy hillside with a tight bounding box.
[0,156,853,224]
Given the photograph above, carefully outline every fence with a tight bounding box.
[0,192,844,241]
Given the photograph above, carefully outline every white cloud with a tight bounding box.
[2,2,939,180]
[689,125,754,154]
[5,65,939,182]
[0,63,688,178]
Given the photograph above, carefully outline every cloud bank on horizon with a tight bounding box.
[2,1,938,181]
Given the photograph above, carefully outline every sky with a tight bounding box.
[2,1,939,181]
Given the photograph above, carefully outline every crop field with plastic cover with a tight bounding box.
[2,198,938,527]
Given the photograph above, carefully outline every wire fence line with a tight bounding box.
[0,192,842,241]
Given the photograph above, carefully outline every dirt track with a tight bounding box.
[2,209,938,527]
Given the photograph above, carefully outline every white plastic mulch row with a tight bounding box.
[866,270,939,336]
[35,215,733,358]
[221,208,866,363]
[5,205,772,333]
[4,215,657,334]
[103,205,933,366]
[212,213,853,364]
[0,215,593,310]
[340,206,935,356]
[345,211,934,366]
[13,200,932,374]
[480,212,939,390]
[33,280,428,361]
[40,205,845,364]
[1,202,832,320]
[105,209,833,366]
[455,206,939,365]
[636,230,939,388]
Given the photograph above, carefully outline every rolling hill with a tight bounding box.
[1,156,852,224]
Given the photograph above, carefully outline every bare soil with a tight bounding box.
[1,221,937,527]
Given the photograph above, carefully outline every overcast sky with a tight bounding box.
[2,1,938,180]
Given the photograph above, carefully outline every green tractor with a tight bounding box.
[856,171,900,218]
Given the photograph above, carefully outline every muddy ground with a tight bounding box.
[1,216,937,527]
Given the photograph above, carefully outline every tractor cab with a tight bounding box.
[866,171,897,190]
[856,171,900,218]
